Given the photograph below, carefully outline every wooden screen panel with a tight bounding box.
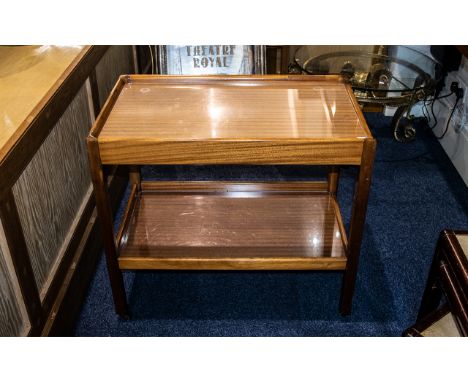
[12,83,92,293]
[0,220,29,336]
[95,46,133,107]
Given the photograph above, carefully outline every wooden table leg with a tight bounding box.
[129,165,141,191]
[0,190,43,334]
[328,166,340,196]
[87,137,129,318]
[340,138,376,315]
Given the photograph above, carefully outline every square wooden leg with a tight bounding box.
[340,139,376,315]
[87,137,129,318]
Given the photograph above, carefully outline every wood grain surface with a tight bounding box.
[0,46,107,201]
[94,75,370,165]
[100,79,365,140]
[99,139,364,165]
[119,256,346,271]
[0,45,87,155]
[12,84,92,292]
[117,190,347,270]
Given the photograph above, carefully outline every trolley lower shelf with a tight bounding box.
[116,181,348,271]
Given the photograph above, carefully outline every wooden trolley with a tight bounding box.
[87,74,376,317]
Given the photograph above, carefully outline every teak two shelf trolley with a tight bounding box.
[87,74,376,317]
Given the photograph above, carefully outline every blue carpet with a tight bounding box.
[73,114,468,336]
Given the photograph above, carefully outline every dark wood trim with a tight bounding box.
[340,138,377,315]
[327,166,339,196]
[131,46,140,74]
[0,46,109,201]
[402,328,423,337]
[0,45,138,336]
[87,138,129,317]
[266,45,290,74]
[451,229,468,236]
[115,184,138,248]
[439,260,468,336]
[40,187,95,320]
[0,189,43,334]
[443,231,468,292]
[88,68,101,118]
[281,46,290,74]
[41,167,128,336]
[418,230,468,320]
[403,304,452,336]
[417,236,444,320]
[410,229,468,336]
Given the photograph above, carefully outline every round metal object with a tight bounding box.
[293,46,443,142]
[391,106,416,143]
[295,47,441,105]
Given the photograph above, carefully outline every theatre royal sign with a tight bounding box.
[158,45,266,75]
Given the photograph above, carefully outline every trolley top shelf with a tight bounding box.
[89,75,373,165]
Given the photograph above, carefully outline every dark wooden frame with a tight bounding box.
[402,304,452,336]
[0,190,43,333]
[0,47,107,201]
[42,166,128,335]
[403,229,468,336]
[0,46,133,336]
[87,74,376,317]
[266,45,290,74]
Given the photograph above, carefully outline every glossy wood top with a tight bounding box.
[97,75,371,142]
[0,45,88,158]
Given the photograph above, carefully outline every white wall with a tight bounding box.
[432,55,468,187]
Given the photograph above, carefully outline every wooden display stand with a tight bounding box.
[87,74,376,317]
[404,230,468,336]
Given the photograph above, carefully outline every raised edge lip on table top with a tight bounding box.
[90,75,373,143]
